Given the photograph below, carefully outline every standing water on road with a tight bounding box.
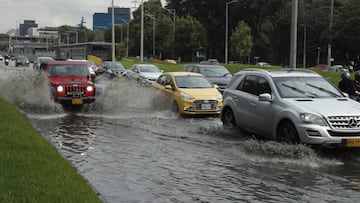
[1,66,360,202]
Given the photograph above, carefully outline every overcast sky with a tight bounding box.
[0,0,166,34]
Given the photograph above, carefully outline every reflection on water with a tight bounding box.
[55,115,96,160]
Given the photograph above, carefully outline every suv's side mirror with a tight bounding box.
[259,93,272,102]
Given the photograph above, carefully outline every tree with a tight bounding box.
[86,29,104,42]
[175,16,207,62]
[229,21,253,63]
[127,0,173,59]
[333,0,360,66]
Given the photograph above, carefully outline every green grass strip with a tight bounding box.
[0,98,103,203]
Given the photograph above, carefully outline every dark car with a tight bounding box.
[99,61,127,79]
[15,55,30,67]
[182,64,232,93]
[33,56,55,71]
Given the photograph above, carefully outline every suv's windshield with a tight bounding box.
[274,76,343,98]
[49,65,89,77]
[199,66,231,77]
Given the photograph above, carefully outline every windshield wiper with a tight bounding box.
[282,83,318,98]
[305,83,340,97]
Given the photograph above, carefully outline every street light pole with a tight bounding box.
[118,17,130,58]
[145,13,156,58]
[112,0,115,62]
[327,0,334,67]
[140,0,144,62]
[289,0,298,69]
[225,0,237,64]
[302,24,306,68]
[164,8,176,59]
[317,47,321,65]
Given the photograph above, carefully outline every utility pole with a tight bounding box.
[111,0,115,62]
[225,0,238,64]
[327,0,334,68]
[303,25,306,68]
[140,0,144,62]
[289,0,298,69]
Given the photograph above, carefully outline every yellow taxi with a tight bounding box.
[152,72,223,115]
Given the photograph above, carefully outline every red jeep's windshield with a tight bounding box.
[49,64,89,77]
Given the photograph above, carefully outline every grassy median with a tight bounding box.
[0,98,103,202]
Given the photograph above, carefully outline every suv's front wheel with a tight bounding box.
[222,108,236,129]
[277,122,300,144]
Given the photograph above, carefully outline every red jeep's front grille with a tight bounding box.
[64,85,87,97]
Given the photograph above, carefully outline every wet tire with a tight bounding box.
[277,122,300,144]
[222,108,236,129]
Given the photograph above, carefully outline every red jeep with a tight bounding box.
[46,61,96,106]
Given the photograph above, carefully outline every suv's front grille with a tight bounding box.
[327,116,360,130]
[193,100,218,110]
[64,85,86,97]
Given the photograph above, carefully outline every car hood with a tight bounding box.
[284,98,360,116]
[207,77,231,85]
[141,72,162,79]
[179,88,221,99]
[49,76,92,85]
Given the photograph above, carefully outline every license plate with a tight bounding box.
[346,138,360,147]
[200,104,212,110]
[72,98,83,105]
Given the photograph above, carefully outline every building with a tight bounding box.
[93,7,130,31]
[19,20,38,36]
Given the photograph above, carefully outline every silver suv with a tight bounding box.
[221,68,360,148]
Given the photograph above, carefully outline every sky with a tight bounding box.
[0,0,166,34]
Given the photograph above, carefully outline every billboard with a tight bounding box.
[93,13,129,31]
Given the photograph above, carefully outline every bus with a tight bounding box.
[54,42,112,61]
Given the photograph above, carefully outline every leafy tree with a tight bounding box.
[86,29,104,42]
[127,0,173,59]
[229,21,253,63]
[104,25,124,43]
[333,0,360,66]
[175,16,207,62]
[0,34,9,42]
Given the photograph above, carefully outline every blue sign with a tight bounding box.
[93,13,129,31]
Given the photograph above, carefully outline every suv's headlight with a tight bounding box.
[300,113,327,126]
[180,92,194,100]
[86,86,94,92]
[57,86,64,92]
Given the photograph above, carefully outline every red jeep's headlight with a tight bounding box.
[86,86,94,92]
[57,86,64,92]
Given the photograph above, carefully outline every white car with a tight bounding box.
[127,64,163,85]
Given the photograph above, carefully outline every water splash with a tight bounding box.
[90,80,173,115]
[0,71,62,113]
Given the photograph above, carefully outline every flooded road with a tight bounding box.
[1,63,360,202]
